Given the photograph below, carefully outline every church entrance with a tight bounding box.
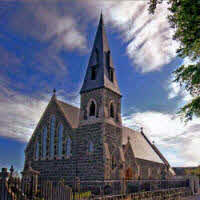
[125,168,133,180]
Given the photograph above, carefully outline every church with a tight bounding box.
[23,14,175,182]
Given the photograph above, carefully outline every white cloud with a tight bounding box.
[0,87,49,142]
[7,3,87,52]
[167,76,192,103]
[123,111,200,167]
[0,80,80,142]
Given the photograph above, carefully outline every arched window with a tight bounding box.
[110,103,114,118]
[50,116,56,158]
[42,126,47,159]
[88,141,94,153]
[89,101,96,116]
[91,67,97,80]
[66,137,71,157]
[111,155,116,169]
[58,123,63,157]
[35,141,39,160]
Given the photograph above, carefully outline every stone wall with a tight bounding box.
[25,99,76,181]
[76,123,105,180]
[136,158,165,180]
[92,187,192,200]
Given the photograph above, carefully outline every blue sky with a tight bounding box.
[0,1,200,173]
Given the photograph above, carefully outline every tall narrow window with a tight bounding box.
[89,101,96,116]
[110,103,114,118]
[107,51,110,66]
[95,48,99,63]
[66,137,71,157]
[50,116,55,158]
[109,68,114,82]
[88,141,94,153]
[58,124,63,157]
[111,155,116,169]
[91,67,96,80]
[35,141,39,160]
[42,126,47,159]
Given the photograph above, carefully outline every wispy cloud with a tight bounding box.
[6,3,87,52]
[123,111,200,167]
[81,0,179,72]
[0,84,49,142]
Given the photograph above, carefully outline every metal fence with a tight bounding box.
[66,178,189,199]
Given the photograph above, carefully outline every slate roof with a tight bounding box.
[122,127,164,164]
[56,100,169,165]
[80,14,121,95]
[57,100,80,129]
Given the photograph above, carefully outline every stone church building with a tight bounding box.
[23,15,175,182]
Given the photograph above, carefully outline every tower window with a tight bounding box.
[91,67,96,80]
[89,101,96,116]
[109,68,114,82]
[107,50,110,66]
[110,103,114,118]
[95,48,99,63]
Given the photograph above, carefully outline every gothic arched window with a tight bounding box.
[58,123,63,157]
[89,101,96,116]
[109,67,114,82]
[66,137,71,157]
[42,126,47,159]
[91,67,97,80]
[110,103,114,118]
[35,141,39,160]
[111,155,116,169]
[88,141,94,153]
[50,115,56,158]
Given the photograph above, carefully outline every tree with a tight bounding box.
[149,0,200,121]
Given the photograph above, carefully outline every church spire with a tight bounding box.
[80,14,121,95]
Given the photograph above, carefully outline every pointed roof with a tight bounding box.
[80,14,121,95]
[56,100,80,129]
[122,127,165,164]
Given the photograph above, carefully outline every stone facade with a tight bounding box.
[23,14,175,183]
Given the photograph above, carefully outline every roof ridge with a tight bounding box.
[57,99,80,110]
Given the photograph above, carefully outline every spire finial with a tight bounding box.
[140,127,143,133]
[100,11,104,25]
[128,135,130,142]
[53,88,56,95]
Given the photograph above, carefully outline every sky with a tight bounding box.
[0,0,200,173]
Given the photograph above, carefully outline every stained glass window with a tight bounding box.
[35,141,39,160]
[42,126,47,159]
[58,124,63,157]
[50,116,55,158]
[66,137,71,157]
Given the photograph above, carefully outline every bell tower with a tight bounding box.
[79,14,122,128]
[76,14,123,181]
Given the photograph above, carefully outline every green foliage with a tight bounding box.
[173,63,200,96]
[178,96,200,121]
[185,167,200,178]
[149,0,200,121]
[72,191,92,199]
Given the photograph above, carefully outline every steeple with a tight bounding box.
[80,14,121,95]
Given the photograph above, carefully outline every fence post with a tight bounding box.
[0,168,9,200]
